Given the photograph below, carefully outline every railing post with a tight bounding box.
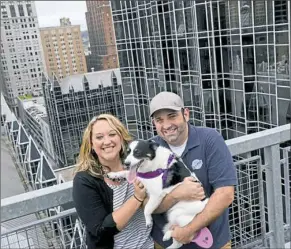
[264,144,285,248]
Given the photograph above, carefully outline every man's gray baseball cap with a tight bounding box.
[149,91,184,117]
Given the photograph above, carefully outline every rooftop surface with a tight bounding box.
[39,24,81,30]
[54,165,75,182]
[1,138,25,199]
[19,97,47,124]
[18,94,33,100]
[53,68,121,94]
[0,137,43,248]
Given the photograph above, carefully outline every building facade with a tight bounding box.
[1,0,46,111]
[42,69,125,166]
[85,1,119,71]
[17,96,55,161]
[4,118,57,190]
[111,0,290,140]
[1,93,15,134]
[39,20,87,80]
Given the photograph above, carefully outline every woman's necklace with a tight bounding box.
[102,166,127,183]
[104,173,127,183]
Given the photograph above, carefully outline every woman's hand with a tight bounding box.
[112,179,148,230]
[133,179,147,202]
[172,177,206,201]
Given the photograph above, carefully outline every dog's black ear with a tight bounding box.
[149,139,159,151]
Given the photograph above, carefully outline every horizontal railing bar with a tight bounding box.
[1,181,72,222]
[1,208,76,236]
[226,124,290,155]
[239,232,273,248]
[233,155,261,166]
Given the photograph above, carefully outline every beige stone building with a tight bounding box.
[39,20,87,80]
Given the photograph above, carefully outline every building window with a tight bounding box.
[18,4,25,17]
[9,5,16,17]
[26,4,32,16]
[1,114,6,126]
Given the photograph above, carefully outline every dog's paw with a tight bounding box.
[145,216,153,227]
[163,230,172,241]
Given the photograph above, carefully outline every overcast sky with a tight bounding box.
[35,1,88,31]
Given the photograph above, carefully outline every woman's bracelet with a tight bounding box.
[133,195,143,203]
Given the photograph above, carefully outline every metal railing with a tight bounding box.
[1,124,291,249]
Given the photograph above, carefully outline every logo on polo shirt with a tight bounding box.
[191,159,203,170]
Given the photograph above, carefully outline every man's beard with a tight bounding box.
[162,123,187,144]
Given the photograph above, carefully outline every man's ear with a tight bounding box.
[149,140,159,151]
[183,108,190,122]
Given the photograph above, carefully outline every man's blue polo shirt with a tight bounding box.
[151,124,238,249]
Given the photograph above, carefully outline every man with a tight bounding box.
[149,91,237,249]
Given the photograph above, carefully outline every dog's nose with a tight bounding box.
[124,161,130,168]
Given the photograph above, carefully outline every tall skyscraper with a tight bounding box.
[39,19,87,80]
[111,0,290,140]
[85,1,119,71]
[1,1,46,111]
[42,69,125,167]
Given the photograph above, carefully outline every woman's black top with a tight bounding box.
[72,171,119,249]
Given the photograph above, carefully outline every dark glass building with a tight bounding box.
[42,69,125,166]
[111,0,290,140]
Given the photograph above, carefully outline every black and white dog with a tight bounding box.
[108,139,213,249]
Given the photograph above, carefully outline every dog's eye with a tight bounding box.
[133,149,140,155]
[127,148,131,154]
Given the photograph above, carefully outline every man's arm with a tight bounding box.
[141,179,206,213]
[187,186,234,232]
[152,193,178,213]
[172,129,237,243]
[171,186,234,243]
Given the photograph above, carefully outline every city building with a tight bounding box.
[39,18,87,80]
[85,1,119,71]
[4,118,57,190]
[1,93,15,134]
[17,96,55,161]
[42,69,125,166]
[111,0,291,140]
[81,30,90,55]
[0,0,47,111]
[85,52,95,72]
[60,17,71,26]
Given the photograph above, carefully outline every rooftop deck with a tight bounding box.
[1,124,291,249]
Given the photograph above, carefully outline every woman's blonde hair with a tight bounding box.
[75,113,132,178]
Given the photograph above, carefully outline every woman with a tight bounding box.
[73,114,154,249]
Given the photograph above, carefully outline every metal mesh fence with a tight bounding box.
[1,209,85,249]
[281,146,291,244]
[229,144,291,248]
[229,155,268,248]
[1,144,290,249]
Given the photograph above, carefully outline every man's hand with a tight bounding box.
[172,177,206,201]
[171,225,197,244]
[153,177,206,214]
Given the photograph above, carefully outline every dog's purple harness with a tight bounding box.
[136,154,175,186]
